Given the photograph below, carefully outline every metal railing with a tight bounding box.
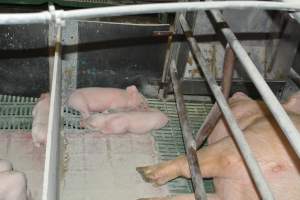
[1,1,300,200]
[0,1,300,24]
[42,6,63,200]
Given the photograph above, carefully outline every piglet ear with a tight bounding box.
[126,85,138,95]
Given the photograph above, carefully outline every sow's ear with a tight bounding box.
[126,85,138,95]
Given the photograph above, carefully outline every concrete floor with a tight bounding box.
[62,131,169,200]
[0,131,170,200]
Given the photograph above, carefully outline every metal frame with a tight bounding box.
[195,45,235,148]
[206,8,300,158]
[179,14,274,199]
[0,2,300,200]
[0,1,300,24]
[42,6,63,200]
[170,60,207,200]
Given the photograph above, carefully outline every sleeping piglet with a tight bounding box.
[67,85,149,119]
[81,108,169,135]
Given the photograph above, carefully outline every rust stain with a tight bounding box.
[210,44,217,77]
[191,68,201,78]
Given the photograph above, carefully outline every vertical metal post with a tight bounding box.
[48,23,56,92]
[159,0,189,98]
[179,14,275,200]
[42,22,63,200]
[170,60,207,200]
[62,20,78,101]
[196,46,235,148]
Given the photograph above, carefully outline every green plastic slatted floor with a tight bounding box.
[0,94,214,194]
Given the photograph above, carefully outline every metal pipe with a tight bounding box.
[221,47,235,98]
[159,0,187,99]
[158,32,173,99]
[42,24,62,200]
[289,68,300,87]
[170,60,207,200]
[195,46,235,148]
[179,14,275,200]
[208,8,300,158]
[1,1,300,24]
[280,0,300,23]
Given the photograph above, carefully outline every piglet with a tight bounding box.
[67,85,148,119]
[31,93,50,147]
[0,159,30,200]
[81,108,169,134]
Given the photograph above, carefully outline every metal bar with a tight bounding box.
[170,60,207,200]
[1,1,300,24]
[159,33,173,99]
[195,46,235,148]
[208,8,300,158]
[221,47,235,97]
[177,79,286,96]
[179,14,275,200]
[268,18,300,80]
[159,0,189,99]
[281,0,300,23]
[290,68,300,87]
[42,24,62,200]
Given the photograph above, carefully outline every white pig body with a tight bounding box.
[31,93,50,147]
[67,85,148,119]
[137,92,300,200]
[82,108,169,134]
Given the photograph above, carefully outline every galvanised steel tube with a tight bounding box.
[170,60,207,200]
[179,14,275,200]
[281,0,300,23]
[42,24,62,200]
[0,1,300,24]
[208,8,300,158]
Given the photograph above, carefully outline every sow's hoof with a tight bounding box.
[136,162,174,187]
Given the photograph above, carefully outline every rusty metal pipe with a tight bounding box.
[170,60,207,200]
[158,33,173,99]
[195,46,235,148]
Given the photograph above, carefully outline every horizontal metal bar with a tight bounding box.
[173,79,286,96]
[209,8,300,158]
[0,1,300,24]
[42,24,63,200]
[179,14,275,200]
[281,0,300,23]
[170,60,207,200]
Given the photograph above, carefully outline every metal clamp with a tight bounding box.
[49,5,65,27]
